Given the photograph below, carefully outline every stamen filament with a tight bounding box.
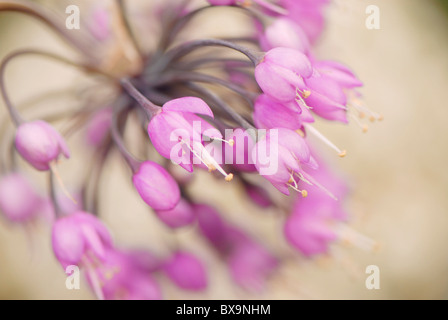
[49,162,77,204]
[335,224,380,252]
[304,124,347,158]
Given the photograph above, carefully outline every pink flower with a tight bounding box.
[0,173,42,223]
[133,161,180,211]
[162,251,208,291]
[303,70,349,123]
[195,204,278,291]
[252,128,317,195]
[228,241,278,292]
[259,18,310,54]
[87,248,162,300]
[51,212,113,269]
[196,204,228,251]
[313,60,363,89]
[255,47,313,103]
[15,120,70,171]
[297,157,349,221]
[154,198,195,229]
[302,61,363,123]
[253,94,314,131]
[283,157,348,256]
[148,97,231,179]
[279,0,330,44]
[284,197,337,257]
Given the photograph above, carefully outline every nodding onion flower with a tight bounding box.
[0,0,380,300]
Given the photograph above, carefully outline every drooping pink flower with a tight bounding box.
[162,251,208,291]
[313,60,363,89]
[228,241,279,292]
[253,94,314,131]
[255,47,313,103]
[51,212,113,269]
[283,156,349,257]
[86,248,162,300]
[284,197,337,257]
[133,161,180,211]
[148,97,232,180]
[302,61,363,123]
[252,128,317,195]
[195,204,278,291]
[259,17,310,54]
[303,70,349,123]
[297,156,349,221]
[154,198,195,229]
[0,173,42,223]
[15,120,70,171]
[279,0,330,44]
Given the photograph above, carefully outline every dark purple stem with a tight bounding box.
[0,49,115,126]
[111,106,141,173]
[120,78,161,117]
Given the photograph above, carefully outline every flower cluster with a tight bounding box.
[0,0,380,299]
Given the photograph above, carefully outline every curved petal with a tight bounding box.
[163,97,214,118]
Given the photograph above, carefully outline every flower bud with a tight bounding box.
[133,161,180,211]
[0,173,42,223]
[15,120,70,171]
[51,212,113,269]
[155,198,195,229]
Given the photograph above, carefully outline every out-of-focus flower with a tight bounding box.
[133,161,180,211]
[279,0,330,43]
[284,197,337,257]
[51,212,113,269]
[162,251,208,291]
[196,204,278,291]
[155,198,195,228]
[259,17,310,54]
[0,173,42,223]
[87,248,162,300]
[228,241,279,291]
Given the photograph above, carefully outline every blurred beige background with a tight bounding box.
[0,0,448,299]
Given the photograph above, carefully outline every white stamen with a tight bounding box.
[211,136,235,147]
[350,114,369,133]
[335,224,380,252]
[82,256,105,300]
[183,140,233,181]
[304,124,347,158]
[49,162,77,204]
